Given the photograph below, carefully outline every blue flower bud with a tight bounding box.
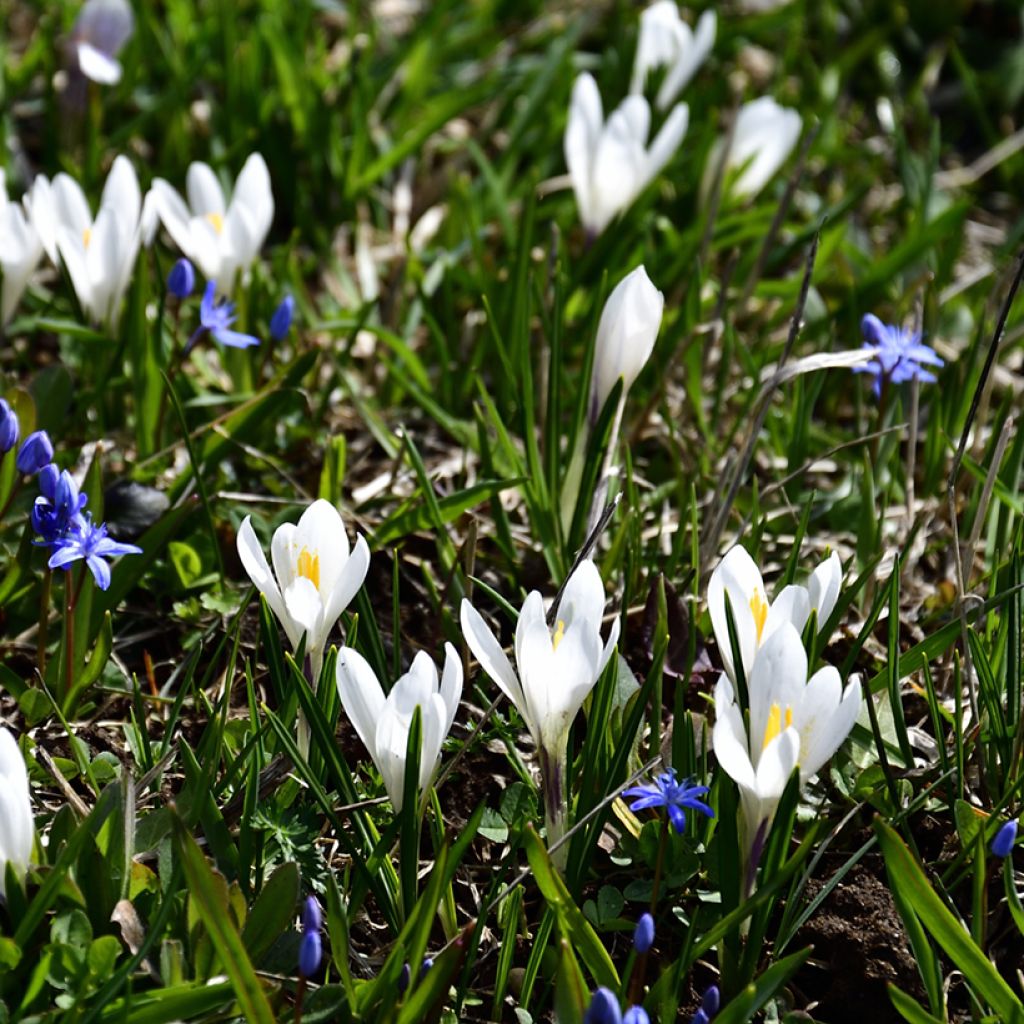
[701,985,720,1017]
[167,258,195,299]
[16,431,54,475]
[419,957,433,977]
[584,988,622,1024]
[298,896,322,977]
[633,912,654,954]
[270,294,294,340]
[0,400,19,454]
[398,962,411,994]
[691,1011,709,1024]
[993,819,1018,859]
[624,1008,650,1024]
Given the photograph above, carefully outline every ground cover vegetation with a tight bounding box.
[2,0,1024,1021]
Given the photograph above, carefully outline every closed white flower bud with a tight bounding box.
[0,727,33,898]
[589,266,664,422]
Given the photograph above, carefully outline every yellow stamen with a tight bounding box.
[82,227,92,248]
[749,589,769,643]
[552,619,566,651]
[762,702,794,751]
[296,547,320,590]
[206,211,225,234]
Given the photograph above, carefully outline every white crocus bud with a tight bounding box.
[707,545,841,686]
[152,153,274,293]
[0,727,34,899]
[712,623,860,853]
[631,3,716,110]
[565,72,689,237]
[0,170,44,325]
[460,560,619,866]
[589,266,664,423]
[335,644,462,813]
[708,96,802,200]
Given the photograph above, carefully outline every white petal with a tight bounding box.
[712,674,757,792]
[439,642,463,735]
[186,162,226,217]
[323,534,370,630]
[557,559,605,636]
[642,102,689,185]
[707,545,763,683]
[564,73,603,231]
[294,500,349,601]
[52,173,92,239]
[656,10,716,109]
[460,599,525,715]
[236,516,290,636]
[282,576,325,655]
[728,97,802,199]
[230,153,274,249]
[763,584,811,643]
[151,179,195,257]
[335,645,386,759]
[808,552,843,629]
[799,670,860,781]
[101,156,141,228]
[747,622,807,760]
[77,41,122,84]
[373,703,411,811]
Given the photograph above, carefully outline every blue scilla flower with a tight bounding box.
[692,984,720,1022]
[47,515,141,590]
[585,988,622,1024]
[0,400,19,454]
[298,896,323,978]
[16,431,54,475]
[167,258,195,299]
[32,469,88,547]
[188,281,259,351]
[270,294,294,340]
[622,768,714,834]
[992,819,1018,859]
[853,313,944,398]
[623,1009,650,1024]
[633,912,655,954]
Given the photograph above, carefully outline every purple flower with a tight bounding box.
[992,819,1018,859]
[70,0,134,85]
[270,294,294,340]
[192,281,259,350]
[16,431,54,475]
[853,313,943,397]
[47,515,141,590]
[691,1012,709,1024]
[167,258,195,299]
[622,768,714,834]
[398,962,411,995]
[0,400,19,454]
[585,988,622,1024]
[624,1009,650,1024]
[701,985,720,1017]
[32,469,88,547]
[633,913,654,954]
[298,895,322,978]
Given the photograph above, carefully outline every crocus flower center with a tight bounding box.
[206,211,225,234]
[297,547,320,589]
[749,589,768,642]
[83,226,92,248]
[762,702,793,751]
[552,619,566,651]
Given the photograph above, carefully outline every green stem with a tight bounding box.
[62,568,75,708]
[540,745,569,872]
[37,567,52,678]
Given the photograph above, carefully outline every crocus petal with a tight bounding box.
[282,576,324,654]
[656,9,716,109]
[77,41,122,83]
[564,73,604,230]
[374,702,412,811]
[236,516,290,634]
[747,623,808,761]
[763,584,810,644]
[439,641,463,736]
[463,596,527,714]
[807,552,842,629]
[712,674,757,791]
[799,670,861,781]
[335,645,387,759]
[643,102,689,184]
[707,546,763,682]
[187,162,226,218]
[324,534,370,630]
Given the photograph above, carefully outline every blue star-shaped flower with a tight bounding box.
[853,313,943,397]
[48,515,142,590]
[32,468,88,547]
[622,768,714,834]
[197,281,259,349]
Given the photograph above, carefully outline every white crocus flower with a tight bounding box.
[335,644,462,812]
[236,499,370,685]
[0,170,44,325]
[708,545,841,685]
[589,265,664,422]
[39,156,145,331]
[0,727,33,899]
[565,72,689,237]
[460,559,619,865]
[152,154,274,291]
[709,96,802,200]
[631,3,716,110]
[713,623,860,854]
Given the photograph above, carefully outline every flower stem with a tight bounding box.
[629,814,670,1005]
[540,745,569,871]
[37,566,51,678]
[62,568,76,708]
